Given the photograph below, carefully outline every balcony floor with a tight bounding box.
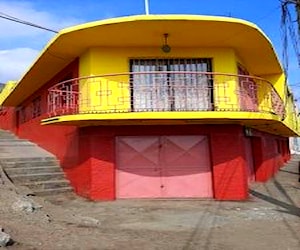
[41,111,297,137]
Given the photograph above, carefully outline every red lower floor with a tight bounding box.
[0,110,290,200]
[72,125,289,200]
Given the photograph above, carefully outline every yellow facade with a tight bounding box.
[78,47,238,113]
[0,14,298,136]
[71,45,299,136]
[0,81,16,106]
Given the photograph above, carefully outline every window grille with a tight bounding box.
[130,58,213,111]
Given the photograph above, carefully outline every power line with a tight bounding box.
[0,11,58,33]
[280,0,300,89]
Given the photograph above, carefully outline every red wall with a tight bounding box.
[0,59,91,197]
[0,107,17,133]
[0,110,289,201]
[0,63,289,201]
[76,125,289,201]
[250,131,289,182]
[78,125,251,200]
[210,126,248,200]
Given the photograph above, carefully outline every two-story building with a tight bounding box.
[0,15,299,200]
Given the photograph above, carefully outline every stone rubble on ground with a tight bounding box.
[11,196,43,213]
[0,228,11,247]
[72,214,101,227]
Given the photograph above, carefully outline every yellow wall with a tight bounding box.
[282,90,300,134]
[262,73,286,99]
[234,55,299,135]
[79,47,238,112]
[76,46,299,136]
[258,73,300,135]
[0,81,17,106]
[81,47,236,74]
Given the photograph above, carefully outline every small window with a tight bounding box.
[276,139,282,154]
[19,106,27,123]
[32,96,41,118]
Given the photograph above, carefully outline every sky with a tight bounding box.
[0,0,300,98]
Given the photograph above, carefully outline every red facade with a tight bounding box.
[0,60,290,201]
[0,107,290,201]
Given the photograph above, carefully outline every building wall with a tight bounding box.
[0,59,93,197]
[78,47,239,113]
[0,107,17,133]
[284,92,300,135]
[0,81,18,133]
[263,73,300,135]
[0,81,16,105]
[251,130,290,182]
[0,46,292,201]
[0,110,289,200]
[80,47,237,75]
[75,47,300,136]
[75,124,287,201]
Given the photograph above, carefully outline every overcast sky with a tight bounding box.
[0,0,299,98]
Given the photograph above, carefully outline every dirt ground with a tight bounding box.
[1,161,300,250]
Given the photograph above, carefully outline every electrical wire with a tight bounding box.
[281,1,300,68]
[0,11,58,33]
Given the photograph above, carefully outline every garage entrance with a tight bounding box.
[116,135,213,199]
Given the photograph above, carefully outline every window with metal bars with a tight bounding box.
[130,58,213,112]
[32,96,41,118]
[19,106,26,123]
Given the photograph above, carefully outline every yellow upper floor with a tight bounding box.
[0,15,299,136]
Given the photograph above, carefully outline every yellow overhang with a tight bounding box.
[3,14,283,106]
[40,111,297,137]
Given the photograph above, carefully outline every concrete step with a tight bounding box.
[289,156,300,161]
[0,138,33,142]
[23,179,71,190]
[283,163,300,168]
[4,166,63,175]
[0,145,55,161]
[285,160,299,164]
[287,158,300,161]
[284,163,299,167]
[0,129,73,197]
[283,158,300,165]
[9,172,66,183]
[0,140,34,146]
[0,130,16,139]
[1,158,59,168]
[33,186,73,196]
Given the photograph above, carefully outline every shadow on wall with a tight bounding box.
[77,124,249,200]
[60,129,92,198]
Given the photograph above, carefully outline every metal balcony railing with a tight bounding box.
[47,72,285,119]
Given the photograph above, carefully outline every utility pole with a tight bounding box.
[283,0,300,36]
[281,0,300,68]
[145,0,149,15]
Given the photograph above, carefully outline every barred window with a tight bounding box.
[19,106,27,123]
[130,58,213,112]
[32,96,41,118]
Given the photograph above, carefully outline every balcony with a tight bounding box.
[44,72,285,125]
